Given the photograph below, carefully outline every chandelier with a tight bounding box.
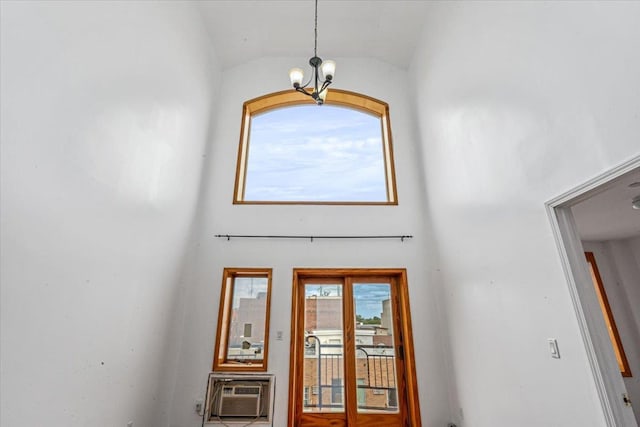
[288,0,336,105]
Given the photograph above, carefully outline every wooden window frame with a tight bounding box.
[288,268,422,426]
[585,252,632,377]
[212,268,272,372]
[233,89,399,205]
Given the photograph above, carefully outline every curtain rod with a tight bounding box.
[214,234,413,242]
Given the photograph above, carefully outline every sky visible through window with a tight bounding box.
[305,283,390,318]
[232,277,267,309]
[353,283,391,319]
[244,105,387,202]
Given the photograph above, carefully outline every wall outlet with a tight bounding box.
[195,399,204,415]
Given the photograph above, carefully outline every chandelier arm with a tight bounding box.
[319,79,332,93]
[295,86,313,98]
[298,65,316,89]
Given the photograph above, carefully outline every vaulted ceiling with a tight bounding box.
[197,1,431,69]
[573,168,640,241]
[198,1,640,242]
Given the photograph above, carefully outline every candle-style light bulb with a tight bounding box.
[321,60,336,81]
[289,68,304,88]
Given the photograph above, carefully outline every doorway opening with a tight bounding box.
[546,155,640,427]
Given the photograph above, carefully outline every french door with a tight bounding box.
[288,269,421,426]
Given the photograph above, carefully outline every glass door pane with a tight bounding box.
[352,283,399,414]
[303,283,344,413]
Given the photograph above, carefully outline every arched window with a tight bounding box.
[233,90,398,204]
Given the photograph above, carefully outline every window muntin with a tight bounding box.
[213,268,272,372]
[234,89,398,205]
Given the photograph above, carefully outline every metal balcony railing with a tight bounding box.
[303,340,398,411]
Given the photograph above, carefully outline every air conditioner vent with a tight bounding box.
[234,386,260,395]
[204,373,275,426]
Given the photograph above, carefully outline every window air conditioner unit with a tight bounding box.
[203,373,275,426]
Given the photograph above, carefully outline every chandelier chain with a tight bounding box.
[314,0,318,58]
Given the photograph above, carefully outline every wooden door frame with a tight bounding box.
[288,268,422,427]
[546,155,639,427]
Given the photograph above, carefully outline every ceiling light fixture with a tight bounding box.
[632,195,640,210]
[288,0,335,105]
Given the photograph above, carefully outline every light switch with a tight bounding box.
[548,338,560,359]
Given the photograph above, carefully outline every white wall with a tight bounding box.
[582,238,640,424]
[410,1,640,426]
[168,57,452,427]
[0,2,219,426]
[5,2,639,426]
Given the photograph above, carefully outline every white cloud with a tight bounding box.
[245,105,388,201]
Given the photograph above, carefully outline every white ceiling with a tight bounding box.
[572,168,640,241]
[197,1,431,69]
